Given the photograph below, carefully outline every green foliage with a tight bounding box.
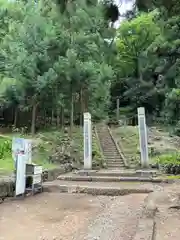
[109,1,180,130]
[0,138,11,159]
[154,153,180,175]
[35,127,103,168]
[136,0,180,16]
[0,0,114,134]
[111,12,161,116]
[1,0,180,154]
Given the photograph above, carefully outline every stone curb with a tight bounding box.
[133,217,154,240]
[57,175,164,183]
[43,183,153,196]
[133,196,158,240]
[78,171,152,177]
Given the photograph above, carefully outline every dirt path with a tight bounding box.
[0,192,147,240]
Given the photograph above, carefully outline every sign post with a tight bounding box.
[15,154,26,196]
[12,138,32,197]
[137,107,149,168]
[83,112,92,170]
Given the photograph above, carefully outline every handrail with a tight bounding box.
[94,125,106,164]
[107,126,129,168]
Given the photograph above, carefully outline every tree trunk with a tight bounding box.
[14,107,18,128]
[61,106,64,129]
[70,92,74,136]
[44,109,47,128]
[57,108,60,127]
[79,88,83,126]
[31,103,38,135]
[84,90,88,112]
[51,109,54,125]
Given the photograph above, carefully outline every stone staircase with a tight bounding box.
[96,124,126,169]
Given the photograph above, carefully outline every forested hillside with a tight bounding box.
[0,0,180,134]
[111,0,180,132]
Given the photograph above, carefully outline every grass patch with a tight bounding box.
[166,175,180,179]
[0,157,14,174]
[0,136,14,174]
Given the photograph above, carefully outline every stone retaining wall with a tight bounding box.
[0,164,72,200]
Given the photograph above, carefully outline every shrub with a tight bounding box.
[0,138,12,159]
[154,153,180,174]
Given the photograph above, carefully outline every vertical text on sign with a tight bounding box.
[83,112,92,170]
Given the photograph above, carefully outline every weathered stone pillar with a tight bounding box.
[137,107,149,168]
[83,112,92,170]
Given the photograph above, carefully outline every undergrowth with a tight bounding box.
[0,126,103,174]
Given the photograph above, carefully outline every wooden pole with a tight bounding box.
[116,97,120,122]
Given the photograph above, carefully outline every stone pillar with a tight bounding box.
[137,107,149,168]
[83,112,92,170]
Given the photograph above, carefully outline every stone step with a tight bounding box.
[103,151,120,153]
[104,158,122,160]
[57,175,162,183]
[104,152,120,154]
[104,155,123,158]
[107,161,124,164]
[107,164,125,168]
[98,138,112,140]
[103,148,117,152]
[100,143,114,146]
[103,149,119,152]
[98,136,110,138]
[104,154,120,157]
[96,125,127,170]
[102,149,118,152]
[99,140,112,142]
[77,170,150,177]
[101,142,116,144]
[98,136,112,139]
[104,155,122,158]
[43,180,154,196]
[106,162,124,165]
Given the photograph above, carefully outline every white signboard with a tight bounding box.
[34,165,43,175]
[33,174,42,184]
[12,138,32,165]
[15,154,26,196]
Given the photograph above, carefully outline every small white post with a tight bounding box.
[83,112,92,170]
[137,107,149,168]
[15,154,26,196]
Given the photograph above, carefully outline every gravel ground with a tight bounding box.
[0,192,147,240]
[155,209,180,240]
[75,194,147,240]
